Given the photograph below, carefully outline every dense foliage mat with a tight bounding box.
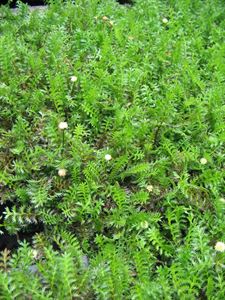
[0,0,225,299]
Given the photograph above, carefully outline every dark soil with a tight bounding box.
[1,0,134,8]
[1,0,46,7]
[0,202,44,251]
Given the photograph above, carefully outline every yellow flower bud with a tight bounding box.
[58,122,68,130]
[105,154,112,161]
[162,17,169,24]
[215,241,225,252]
[32,249,39,259]
[146,185,153,192]
[200,158,207,165]
[140,221,149,229]
[58,169,67,177]
[71,76,78,82]
[219,197,225,203]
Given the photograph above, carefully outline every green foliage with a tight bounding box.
[0,0,225,298]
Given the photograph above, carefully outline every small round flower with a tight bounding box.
[32,249,39,259]
[71,75,78,82]
[200,157,207,165]
[105,154,112,161]
[58,169,67,177]
[102,16,108,21]
[140,221,149,229]
[58,122,68,130]
[146,185,154,192]
[219,197,225,204]
[215,241,225,252]
[128,36,134,41]
[162,17,169,24]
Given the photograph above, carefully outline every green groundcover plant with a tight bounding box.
[0,0,225,298]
